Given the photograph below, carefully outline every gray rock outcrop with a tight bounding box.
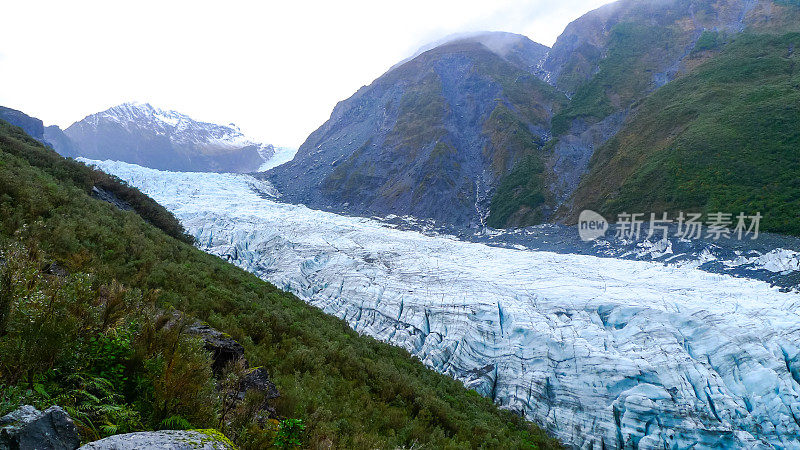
[185,324,245,374]
[0,405,80,450]
[79,430,235,450]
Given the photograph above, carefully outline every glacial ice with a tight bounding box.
[84,159,800,449]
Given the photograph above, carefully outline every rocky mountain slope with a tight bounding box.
[265,0,800,234]
[264,32,567,225]
[54,102,275,173]
[564,31,800,235]
[0,106,45,142]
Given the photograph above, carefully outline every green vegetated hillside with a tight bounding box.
[488,16,695,228]
[565,32,800,235]
[488,0,800,234]
[0,121,560,449]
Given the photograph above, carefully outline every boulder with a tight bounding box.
[185,324,245,374]
[0,405,80,450]
[79,430,235,450]
[240,367,279,401]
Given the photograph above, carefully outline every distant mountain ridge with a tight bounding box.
[58,102,276,173]
[1,102,286,173]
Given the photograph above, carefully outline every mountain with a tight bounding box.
[264,0,800,235]
[0,105,45,142]
[264,32,567,225]
[488,0,800,229]
[43,125,80,158]
[563,31,800,235]
[0,119,559,447]
[58,102,275,173]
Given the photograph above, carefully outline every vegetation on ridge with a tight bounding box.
[567,32,800,235]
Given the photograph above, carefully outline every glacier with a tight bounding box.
[84,159,800,449]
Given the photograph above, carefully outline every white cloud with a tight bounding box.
[0,0,613,148]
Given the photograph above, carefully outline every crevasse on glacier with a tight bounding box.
[85,159,800,449]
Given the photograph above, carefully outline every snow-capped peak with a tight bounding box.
[84,102,272,153]
[64,102,294,172]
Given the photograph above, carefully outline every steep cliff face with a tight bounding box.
[265,33,566,226]
[489,0,800,228]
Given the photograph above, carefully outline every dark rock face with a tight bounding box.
[90,186,133,211]
[264,32,566,226]
[43,262,69,277]
[64,103,270,173]
[186,323,246,374]
[241,367,280,401]
[0,106,45,142]
[0,405,80,450]
[185,322,279,417]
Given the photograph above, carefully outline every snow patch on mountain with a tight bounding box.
[83,159,800,449]
[100,102,271,153]
[66,102,285,172]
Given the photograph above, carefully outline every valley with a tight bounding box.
[87,158,800,449]
[3,0,800,448]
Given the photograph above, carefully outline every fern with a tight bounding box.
[160,415,192,430]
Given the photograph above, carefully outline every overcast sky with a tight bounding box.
[0,0,613,148]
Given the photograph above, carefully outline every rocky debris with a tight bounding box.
[185,324,245,374]
[43,262,69,277]
[240,368,280,401]
[79,430,235,450]
[90,186,133,211]
[0,405,80,450]
[184,322,279,417]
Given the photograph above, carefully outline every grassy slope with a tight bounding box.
[0,121,560,449]
[550,22,681,136]
[487,21,681,228]
[566,32,800,235]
